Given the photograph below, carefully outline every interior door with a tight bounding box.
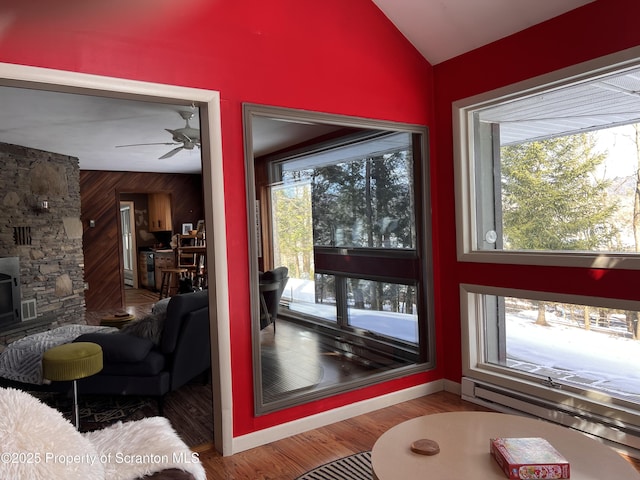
[120,201,138,288]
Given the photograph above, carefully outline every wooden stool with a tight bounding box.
[159,268,188,299]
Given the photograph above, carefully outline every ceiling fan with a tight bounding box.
[116,110,201,159]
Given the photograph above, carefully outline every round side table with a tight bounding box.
[371,411,640,479]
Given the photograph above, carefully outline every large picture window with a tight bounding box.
[269,131,422,350]
[455,55,640,268]
[455,50,640,451]
[246,104,433,414]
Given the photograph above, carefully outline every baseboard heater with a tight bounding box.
[461,376,640,458]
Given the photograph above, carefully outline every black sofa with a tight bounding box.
[74,290,211,413]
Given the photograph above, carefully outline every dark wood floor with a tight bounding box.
[259,318,390,403]
[84,287,156,326]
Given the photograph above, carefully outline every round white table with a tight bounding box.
[371,411,639,479]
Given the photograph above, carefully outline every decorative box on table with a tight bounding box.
[490,437,570,479]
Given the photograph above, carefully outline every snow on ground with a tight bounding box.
[283,277,640,400]
[284,277,419,343]
[506,308,640,398]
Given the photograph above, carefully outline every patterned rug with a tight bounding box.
[30,391,155,432]
[27,380,213,447]
[296,451,372,480]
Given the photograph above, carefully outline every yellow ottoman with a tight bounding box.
[42,342,103,429]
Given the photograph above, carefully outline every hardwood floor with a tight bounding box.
[260,318,391,403]
[196,391,640,479]
[85,287,156,326]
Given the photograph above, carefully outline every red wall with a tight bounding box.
[0,1,437,436]
[433,0,640,383]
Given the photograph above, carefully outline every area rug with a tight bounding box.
[296,451,372,480]
[28,378,214,447]
[29,391,154,432]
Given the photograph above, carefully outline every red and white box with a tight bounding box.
[490,437,570,479]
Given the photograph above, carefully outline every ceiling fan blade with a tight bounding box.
[116,142,178,148]
[165,128,192,144]
[159,146,184,159]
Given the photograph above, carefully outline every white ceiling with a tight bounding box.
[0,0,596,174]
[0,87,204,174]
[372,0,594,65]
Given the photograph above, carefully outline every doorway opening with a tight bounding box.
[120,201,138,289]
[0,62,230,454]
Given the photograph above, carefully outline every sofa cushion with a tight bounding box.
[99,350,165,376]
[152,297,171,316]
[162,290,209,354]
[74,332,153,363]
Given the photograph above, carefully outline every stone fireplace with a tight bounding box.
[0,257,20,329]
[0,142,85,346]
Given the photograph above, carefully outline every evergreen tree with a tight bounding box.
[501,133,618,251]
[501,133,619,326]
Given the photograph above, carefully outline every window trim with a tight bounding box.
[461,283,640,428]
[243,103,434,415]
[453,46,640,270]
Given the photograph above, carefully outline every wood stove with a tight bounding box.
[0,257,20,329]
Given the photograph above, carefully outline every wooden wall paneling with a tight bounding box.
[80,171,204,311]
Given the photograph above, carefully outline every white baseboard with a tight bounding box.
[230,379,445,455]
[443,379,461,395]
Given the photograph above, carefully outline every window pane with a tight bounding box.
[269,131,422,354]
[271,180,313,278]
[280,274,338,323]
[484,295,640,403]
[279,132,416,250]
[346,278,418,344]
[499,133,619,252]
[471,64,640,255]
[271,183,338,322]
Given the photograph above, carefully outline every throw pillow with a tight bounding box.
[152,298,171,317]
[120,313,165,346]
[0,387,105,480]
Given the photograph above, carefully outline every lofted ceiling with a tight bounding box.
[0,0,596,174]
[372,0,594,66]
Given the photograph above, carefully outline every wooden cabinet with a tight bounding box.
[153,251,175,291]
[148,193,173,232]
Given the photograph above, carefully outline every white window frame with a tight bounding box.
[461,283,640,443]
[454,47,640,453]
[453,46,640,270]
